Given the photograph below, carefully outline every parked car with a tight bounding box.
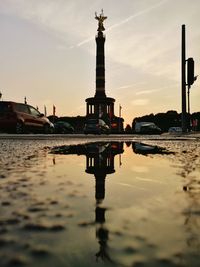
[134,122,162,134]
[54,121,74,134]
[0,101,53,134]
[84,118,110,134]
[168,127,182,133]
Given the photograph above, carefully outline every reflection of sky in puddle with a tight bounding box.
[0,141,200,267]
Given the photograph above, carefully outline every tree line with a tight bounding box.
[132,110,200,132]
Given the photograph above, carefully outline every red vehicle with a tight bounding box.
[0,101,53,134]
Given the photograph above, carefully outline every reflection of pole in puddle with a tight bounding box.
[119,153,122,167]
[182,184,200,252]
[178,149,200,252]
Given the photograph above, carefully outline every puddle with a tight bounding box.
[0,141,200,267]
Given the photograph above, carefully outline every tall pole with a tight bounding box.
[187,84,191,131]
[187,86,190,114]
[181,25,187,132]
[119,104,121,133]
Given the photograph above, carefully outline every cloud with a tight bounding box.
[113,81,147,91]
[106,0,168,32]
[114,84,135,90]
[135,89,160,95]
[0,0,93,44]
[131,99,149,106]
[70,0,169,48]
[69,36,94,49]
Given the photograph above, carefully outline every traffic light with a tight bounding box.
[187,57,195,86]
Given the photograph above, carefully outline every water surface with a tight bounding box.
[0,140,200,267]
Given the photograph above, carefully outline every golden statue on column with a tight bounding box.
[95,9,107,32]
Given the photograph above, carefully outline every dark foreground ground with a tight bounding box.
[0,133,200,267]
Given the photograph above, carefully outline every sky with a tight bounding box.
[0,0,199,125]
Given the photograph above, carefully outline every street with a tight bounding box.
[0,133,200,267]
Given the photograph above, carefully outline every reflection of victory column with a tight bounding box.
[51,141,123,262]
[51,141,171,262]
[85,10,123,132]
[85,142,123,262]
[51,142,124,202]
[85,142,123,203]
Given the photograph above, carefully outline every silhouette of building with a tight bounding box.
[85,10,124,133]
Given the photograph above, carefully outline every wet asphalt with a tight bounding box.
[0,133,199,181]
[0,133,200,267]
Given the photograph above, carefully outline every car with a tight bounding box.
[140,124,162,134]
[134,122,162,134]
[0,101,53,134]
[168,127,182,133]
[54,121,74,134]
[84,118,110,134]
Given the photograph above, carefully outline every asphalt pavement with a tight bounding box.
[0,132,200,141]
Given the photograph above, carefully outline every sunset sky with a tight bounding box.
[0,0,199,124]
